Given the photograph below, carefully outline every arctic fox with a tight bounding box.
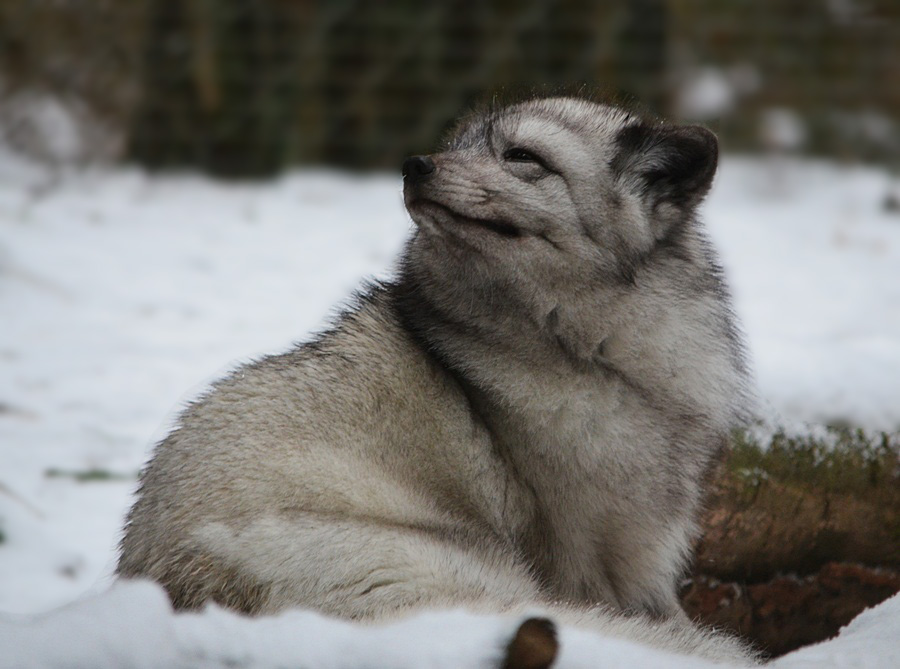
[119,96,755,664]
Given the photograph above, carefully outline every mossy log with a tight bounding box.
[683,428,900,657]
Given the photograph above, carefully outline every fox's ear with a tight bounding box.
[612,123,718,210]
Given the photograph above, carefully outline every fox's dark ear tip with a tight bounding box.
[686,124,717,142]
[677,124,719,176]
[683,125,719,157]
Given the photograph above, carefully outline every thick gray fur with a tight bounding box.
[119,97,756,664]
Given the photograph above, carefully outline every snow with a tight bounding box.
[674,64,760,122]
[759,109,807,152]
[675,67,737,120]
[0,90,120,165]
[1,581,898,668]
[1,148,899,665]
[704,159,900,431]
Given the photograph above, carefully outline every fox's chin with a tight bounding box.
[406,199,523,239]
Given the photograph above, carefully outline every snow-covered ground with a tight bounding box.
[1,580,897,669]
[1,150,899,666]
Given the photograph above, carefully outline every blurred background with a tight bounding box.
[2,0,900,659]
[1,0,898,176]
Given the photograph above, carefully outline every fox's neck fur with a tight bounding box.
[395,222,745,444]
[393,221,746,613]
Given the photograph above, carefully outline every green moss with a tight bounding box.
[729,426,900,503]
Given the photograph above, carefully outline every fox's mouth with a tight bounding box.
[407,200,522,239]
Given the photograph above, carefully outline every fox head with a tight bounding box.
[399,96,724,366]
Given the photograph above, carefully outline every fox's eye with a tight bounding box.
[503,147,541,163]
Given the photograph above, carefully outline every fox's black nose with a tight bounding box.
[402,155,435,183]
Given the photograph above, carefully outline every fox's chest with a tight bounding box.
[495,377,700,603]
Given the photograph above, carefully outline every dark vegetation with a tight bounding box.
[2,1,898,175]
[44,468,138,483]
[684,427,900,657]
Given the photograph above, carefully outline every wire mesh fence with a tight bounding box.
[1,0,898,176]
